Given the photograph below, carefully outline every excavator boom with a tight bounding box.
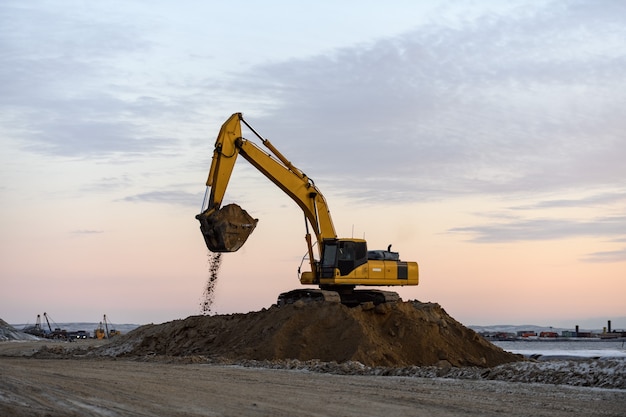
[197,113,336,253]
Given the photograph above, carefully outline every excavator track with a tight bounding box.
[340,290,401,307]
[277,288,400,307]
[277,289,341,306]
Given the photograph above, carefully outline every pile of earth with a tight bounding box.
[0,318,39,341]
[96,300,521,368]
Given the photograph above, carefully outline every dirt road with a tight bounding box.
[1,354,624,417]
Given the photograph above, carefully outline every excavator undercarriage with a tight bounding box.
[277,287,401,307]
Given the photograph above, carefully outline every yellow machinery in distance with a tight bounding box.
[94,315,120,339]
[195,113,418,306]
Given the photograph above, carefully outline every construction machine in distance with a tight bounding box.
[94,315,120,340]
[195,113,418,306]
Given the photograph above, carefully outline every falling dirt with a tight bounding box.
[100,300,521,368]
[199,251,222,315]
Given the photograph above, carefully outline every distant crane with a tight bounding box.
[23,312,68,339]
[22,314,45,337]
[43,312,53,333]
[43,312,68,340]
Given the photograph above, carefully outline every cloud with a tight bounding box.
[120,190,200,207]
[448,188,626,261]
[2,0,624,205]
[226,0,626,202]
[511,191,626,210]
[20,116,172,157]
[71,229,104,235]
[0,2,177,158]
[448,215,626,244]
[581,248,626,263]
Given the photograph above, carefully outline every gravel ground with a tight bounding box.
[1,356,625,417]
[1,340,624,417]
[231,356,626,389]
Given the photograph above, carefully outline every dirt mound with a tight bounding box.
[98,301,520,367]
[0,318,39,341]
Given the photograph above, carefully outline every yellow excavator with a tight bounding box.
[195,113,418,306]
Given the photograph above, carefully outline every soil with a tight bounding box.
[0,348,624,417]
[1,303,624,416]
[101,300,520,368]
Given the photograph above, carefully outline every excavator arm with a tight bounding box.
[196,113,336,271]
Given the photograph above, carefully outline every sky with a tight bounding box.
[1,0,624,329]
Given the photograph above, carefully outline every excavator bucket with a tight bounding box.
[195,204,258,252]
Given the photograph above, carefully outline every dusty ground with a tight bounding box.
[0,341,623,417]
[2,303,624,416]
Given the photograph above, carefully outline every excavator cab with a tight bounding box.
[320,239,368,277]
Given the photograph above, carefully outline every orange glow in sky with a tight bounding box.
[1,1,624,329]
